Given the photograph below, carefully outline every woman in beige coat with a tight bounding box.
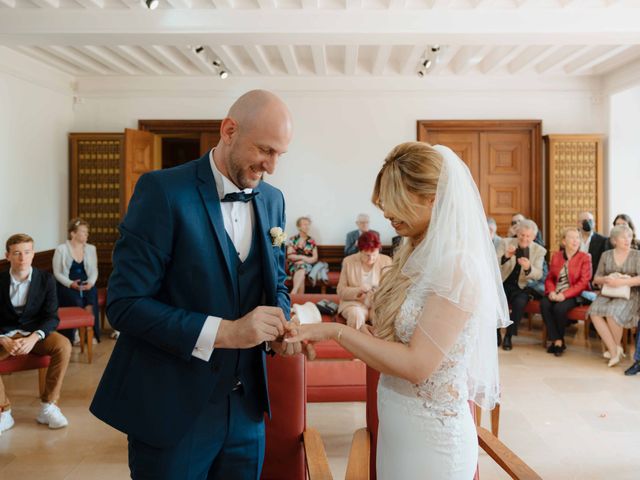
[338,231,391,329]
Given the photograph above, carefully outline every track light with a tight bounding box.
[431,45,440,53]
[145,0,158,9]
[219,70,228,79]
[422,59,433,69]
[212,60,222,67]
[417,70,426,77]
[194,46,204,54]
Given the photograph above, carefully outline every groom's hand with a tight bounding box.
[216,306,288,349]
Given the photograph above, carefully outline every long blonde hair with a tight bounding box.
[371,142,443,341]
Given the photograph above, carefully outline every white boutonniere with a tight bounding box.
[270,227,287,247]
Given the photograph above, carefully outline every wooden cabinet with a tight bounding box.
[418,120,543,238]
[69,133,124,285]
[544,134,605,252]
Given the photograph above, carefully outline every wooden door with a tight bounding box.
[417,120,542,238]
[480,131,532,236]
[123,128,157,215]
[200,132,220,156]
[421,131,480,184]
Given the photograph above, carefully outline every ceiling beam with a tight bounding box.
[344,44,358,75]
[144,45,193,74]
[15,46,80,75]
[0,0,16,7]
[371,45,392,76]
[209,45,244,75]
[591,45,640,75]
[256,0,277,7]
[310,45,327,75]
[115,45,165,74]
[507,45,562,74]
[181,47,218,74]
[245,45,273,75]
[277,45,299,75]
[565,45,631,75]
[80,45,138,74]
[74,0,105,7]
[536,45,590,73]
[400,44,425,76]
[210,0,233,7]
[2,10,640,46]
[429,45,460,74]
[451,45,492,74]
[30,0,60,7]
[165,0,193,7]
[388,0,406,8]
[480,45,527,74]
[345,0,362,8]
[300,0,318,7]
[45,45,110,74]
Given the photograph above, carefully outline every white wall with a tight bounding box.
[73,76,605,244]
[608,84,640,234]
[0,48,75,251]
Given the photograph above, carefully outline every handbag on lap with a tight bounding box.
[601,273,631,300]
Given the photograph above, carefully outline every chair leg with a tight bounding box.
[78,328,86,354]
[38,368,46,397]
[474,404,482,427]
[86,327,94,364]
[583,318,590,345]
[622,329,629,355]
[542,322,548,348]
[491,404,501,438]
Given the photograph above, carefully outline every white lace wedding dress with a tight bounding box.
[377,282,478,480]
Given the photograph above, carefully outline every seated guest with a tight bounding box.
[344,213,379,256]
[613,213,639,249]
[588,224,640,367]
[541,227,592,356]
[53,218,100,343]
[577,211,610,288]
[497,219,547,350]
[337,232,391,330]
[509,212,545,247]
[487,217,502,251]
[287,216,318,294]
[0,234,71,432]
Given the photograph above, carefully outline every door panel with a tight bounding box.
[123,128,156,215]
[422,131,480,185]
[480,131,531,236]
[200,132,220,156]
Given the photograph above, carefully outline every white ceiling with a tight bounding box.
[1,0,640,79]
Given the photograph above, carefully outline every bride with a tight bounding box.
[286,142,510,479]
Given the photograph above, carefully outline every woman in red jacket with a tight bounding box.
[542,227,592,356]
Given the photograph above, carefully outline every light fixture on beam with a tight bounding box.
[145,0,158,9]
[219,70,229,79]
[422,59,432,69]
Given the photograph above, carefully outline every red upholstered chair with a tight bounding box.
[0,354,51,396]
[345,367,542,480]
[262,353,332,480]
[290,294,367,403]
[97,287,108,330]
[58,307,95,363]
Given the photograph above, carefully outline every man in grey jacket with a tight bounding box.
[344,214,379,256]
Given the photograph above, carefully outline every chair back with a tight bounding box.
[364,366,480,480]
[262,354,307,480]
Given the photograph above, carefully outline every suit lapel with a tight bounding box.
[252,190,277,305]
[195,156,237,295]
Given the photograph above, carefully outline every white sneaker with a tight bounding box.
[36,403,68,429]
[0,410,15,433]
[110,330,120,340]
[73,330,81,346]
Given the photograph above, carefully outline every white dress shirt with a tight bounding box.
[3,267,45,340]
[191,151,257,362]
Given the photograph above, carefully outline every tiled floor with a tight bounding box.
[1,322,640,479]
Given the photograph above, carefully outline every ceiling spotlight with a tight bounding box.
[422,59,433,69]
[194,46,204,54]
[431,45,441,53]
[219,70,228,79]
[145,0,158,9]
[417,70,426,77]
[212,59,222,67]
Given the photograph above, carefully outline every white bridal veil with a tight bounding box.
[401,145,511,409]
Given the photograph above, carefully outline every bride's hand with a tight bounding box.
[285,323,340,345]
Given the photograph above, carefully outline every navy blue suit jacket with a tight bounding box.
[90,153,290,448]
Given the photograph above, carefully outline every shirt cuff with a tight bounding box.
[192,316,221,362]
[35,330,46,340]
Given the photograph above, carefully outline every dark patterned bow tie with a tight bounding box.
[221,191,258,203]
